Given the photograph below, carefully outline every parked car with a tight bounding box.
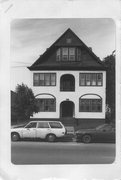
[75,124,115,143]
[11,121,66,142]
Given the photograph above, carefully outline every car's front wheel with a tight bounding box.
[46,134,56,142]
[11,133,20,141]
[82,134,92,143]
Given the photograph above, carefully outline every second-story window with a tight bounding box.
[79,73,103,86]
[33,73,56,86]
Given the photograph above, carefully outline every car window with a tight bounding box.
[103,126,112,131]
[96,124,112,131]
[49,122,63,128]
[37,122,49,128]
[25,122,37,128]
[96,124,107,130]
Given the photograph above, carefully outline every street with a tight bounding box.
[11,141,115,164]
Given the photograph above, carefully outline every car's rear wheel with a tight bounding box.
[11,133,20,141]
[46,134,56,142]
[82,134,91,143]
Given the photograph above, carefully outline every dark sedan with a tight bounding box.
[75,124,115,143]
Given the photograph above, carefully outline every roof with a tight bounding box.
[28,28,106,71]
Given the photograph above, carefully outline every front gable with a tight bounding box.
[54,28,83,47]
[28,28,105,70]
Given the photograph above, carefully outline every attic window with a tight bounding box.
[56,47,81,62]
[66,38,72,44]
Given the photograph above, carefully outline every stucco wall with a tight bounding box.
[31,70,106,119]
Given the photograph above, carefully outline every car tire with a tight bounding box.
[46,134,56,142]
[11,133,20,141]
[82,134,91,143]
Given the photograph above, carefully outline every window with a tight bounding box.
[37,122,49,128]
[56,48,61,61]
[40,73,44,86]
[77,48,81,61]
[66,38,72,44]
[25,122,37,128]
[69,48,75,61]
[96,124,112,131]
[36,98,56,112]
[79,98,102,112]
[86,74,91,86]
[49,122,62,128]
[33,74,40,86]
[62,48,68,61]
[79,73,103,86]
[91,74,96,85]
[56,47,81,61]
[60,74,75,91]
[97,74,102,86]
[33,73,56,86]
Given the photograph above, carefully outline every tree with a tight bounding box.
[103,51,115,123]
[13,83,39,123]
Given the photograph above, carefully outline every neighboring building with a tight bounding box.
[28,28,106,128]
[11,90,17,124]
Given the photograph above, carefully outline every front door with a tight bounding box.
[60,101,74,118]
[36,122,51,139]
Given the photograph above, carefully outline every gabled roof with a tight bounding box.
[28,28,105,71]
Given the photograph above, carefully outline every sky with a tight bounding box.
[11,18,115,91]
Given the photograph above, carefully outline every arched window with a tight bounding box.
[79,94,102,112]
[60,74,75,91]
[35,94,56,112]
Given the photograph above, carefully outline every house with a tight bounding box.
[28,28,106,129]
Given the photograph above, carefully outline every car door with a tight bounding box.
[49,122,64,137]
[36,122,50,139]
[22,122,37,138]
[96,125,113,142]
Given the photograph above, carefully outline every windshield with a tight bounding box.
[96,124,108,130]
[25,122,37,128]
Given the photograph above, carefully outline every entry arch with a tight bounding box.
[60,100,75,118]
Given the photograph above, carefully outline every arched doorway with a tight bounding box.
[60,74,75,91]
[60,100,75,118]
